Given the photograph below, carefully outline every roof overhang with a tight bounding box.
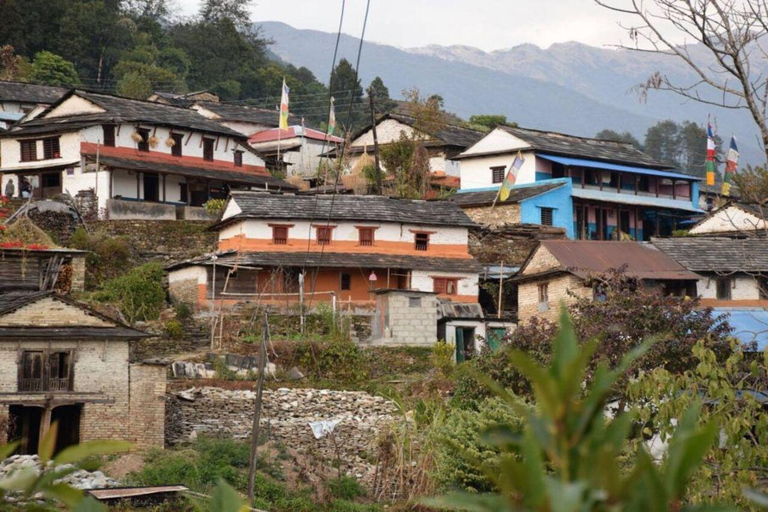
[537,154,700,181]
[572,187,702,213]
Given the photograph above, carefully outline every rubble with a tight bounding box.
[0,455,121,490]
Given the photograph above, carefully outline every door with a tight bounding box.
[143,172,159,202]
[487,328,506,351]
[9,405,42,455]
[455,328,465,363]
[619,210,631,237]
[51,404,81,456]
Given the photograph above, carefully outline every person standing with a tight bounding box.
[4,178,14,198]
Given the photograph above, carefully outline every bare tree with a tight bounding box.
[595,0,768,164]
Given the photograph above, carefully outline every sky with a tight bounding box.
[173,0,662,52]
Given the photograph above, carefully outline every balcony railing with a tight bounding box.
[19,378,71,392]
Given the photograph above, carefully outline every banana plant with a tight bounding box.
[427,307,732,511]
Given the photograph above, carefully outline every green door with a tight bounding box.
[455,328,465,363]
[488,328,506,351]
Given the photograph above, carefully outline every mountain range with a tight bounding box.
[260,21,764,167]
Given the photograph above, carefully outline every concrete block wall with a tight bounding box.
[384,293,438,345]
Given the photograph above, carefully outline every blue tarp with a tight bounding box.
[538,154,702,181]
[714,308,768,351]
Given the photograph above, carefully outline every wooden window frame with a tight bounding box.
[414,232,430,251]
[18,349,74,393]
[203,138,215,161]
[432,277,459,295]
[171,133,184,157]
[271,225,289,245]
[234,150,244,167]
[540,207,554,226]
[313,225,335,246]
[42,136,61,160]
[19,139,37,162]
[491,166,506,184]
[356,226,376,246]
[538,283,549,312]
[340,272,351,291]
[716,277,732,300]
[102,124,116,147]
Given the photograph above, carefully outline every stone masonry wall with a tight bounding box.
[129,364,167,450]
[166,387,398,486]
[518,274,590,323]
[463,204,521,227]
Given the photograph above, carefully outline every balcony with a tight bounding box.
[19,378,71,393]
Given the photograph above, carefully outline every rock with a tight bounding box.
[287,366,305,380]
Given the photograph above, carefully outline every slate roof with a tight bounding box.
[7,90,246,138]
[0,80,68,104]
[349,113,485,150]
[196,101,301,127]
[221,192,478,228]
[448,182,565,208]
[734,203,767,220]
[458,124,672,169]
[651,237,768,272]
[90,155,297,191]
[516,240,699,281]
[0,291,150,339]
[170,250,482,273]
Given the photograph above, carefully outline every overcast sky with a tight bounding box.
[173,0,658,52]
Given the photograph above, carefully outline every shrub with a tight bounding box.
[328,476,365,500]
[93,262,165,324]
[174,301,193,320]
[429,340,455,377]
[69,227,132,289]
[203,198,226,217]
[432,397,524,492]
[164,319,185,339]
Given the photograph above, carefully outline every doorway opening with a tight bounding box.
[143,172,159,202]
[455,327,476,363]
[8,404,82,455]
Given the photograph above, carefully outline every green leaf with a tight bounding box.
[743,488,768,506]
[544,478,587,512]
[54,440,132,465]
[663,403,719,498]
[0,442,19,461]
[38,422,58,463]
[41,483,87,508]
[208,479,246,512]
[73,495,109,512]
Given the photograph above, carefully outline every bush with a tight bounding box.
[164,319,185,339]
[92,262,165,324]
[432,397,524,492]
[430,340,455,377]
[69,227,132,289]
[203,198,226,217]
[328,476,365,500]
[174,301,193,320]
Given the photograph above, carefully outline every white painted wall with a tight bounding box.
[168,265,207,285]
[352,119,418,147]
[0,130,81,171]
[46,95,105,118]
[221,198,243,220]
[219,218,469,247]
[459,150,540,190]
[460,128,531,156]
[697,274,760,300]
[411,270,478,297]
[689,206,768,235]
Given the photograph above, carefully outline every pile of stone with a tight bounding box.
[166,387,400,486]
[0,455,120,490]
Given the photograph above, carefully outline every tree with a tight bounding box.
[644,119,681,166]
[330,58,364,130]
[200,0,253,29]
[116,70,153,99]
[469,114,509,131]
[644,120,723,178]
[595,128,643,150]
[28,51,80,86]
[367,76,397,113]
[594,0,768,167]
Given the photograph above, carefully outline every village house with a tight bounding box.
[331,113,485,178]
[0,81,68,116]
[167,192,482,310]
[512,240,699,323]
[0,89,295,220]
[0,291,165,455]
[455,125,701,240]
[249,126,344,177]
[0,246,86,293]
[687,202,767,237]
[190,101,301,137]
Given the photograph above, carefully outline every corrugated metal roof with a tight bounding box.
[538,154,700,181]
[537,240,699,280]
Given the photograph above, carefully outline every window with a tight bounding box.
[42,173,60,188]
[716,278,732,300]
[19,140,37,162]
[433,277,458,295]
[491,166,506,184]
[538,283,549,312]
[272,226,288,245]
[171,133,184,157]
[137,128,150,152]
[19,350,72,392]
[409,297,422,308]
[316,226,332,245]
[358,227,374,246]
[234,150,243,167]
[203,138,215,161]
[340,273,351,291]
[42,137,60,159]
[102,125,116,147]
[540,207,554,226]
[414,233,429,251]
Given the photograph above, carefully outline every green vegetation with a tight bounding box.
[92,262,165,324]
[69,227,132,290]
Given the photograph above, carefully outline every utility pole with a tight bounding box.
[247,312,269,504]
[367,87,382,195]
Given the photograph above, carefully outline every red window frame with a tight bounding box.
[272,226,288,245]
[433,277,458,295]
[414,232,430,251]
[316,226,333,245]
[357,227,375,246]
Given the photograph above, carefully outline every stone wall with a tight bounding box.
[166,387,398,485]
[517,274,590,323]
[463,203,521,227]
[129,364,167,450]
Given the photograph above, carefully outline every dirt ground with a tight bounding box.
[102,453,145,480]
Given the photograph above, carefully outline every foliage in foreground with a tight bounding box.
[428,308,729,511]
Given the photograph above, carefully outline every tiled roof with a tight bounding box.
[517,240,699,281]
[351,113,485,149]
[90,155,297,191]
[652,237,768,272]
[461,125,671,168]
[448,182,565,207]
[171,250,482,273]
[0,290,48,314]
[222,192,478,228]
[8,90,245,138]
[0,80,68,104]
[196,101,301,127]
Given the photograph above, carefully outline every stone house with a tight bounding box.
[456,125,701,240]
[167,192,482,310]
[190,101,301,137]
[0,81,67,116]
[512,240,699,323]
[652,237,768,308]
[0,247,87,293]
[688,202,767,237]
[0,89,296,219]
[0,291,165,455]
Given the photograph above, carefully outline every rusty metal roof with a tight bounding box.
[535,240,699,280]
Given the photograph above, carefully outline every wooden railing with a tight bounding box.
[19,378,71,392]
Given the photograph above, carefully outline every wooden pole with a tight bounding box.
[367,88,383,195]
[497,261,504,319]
[247,312,269,504]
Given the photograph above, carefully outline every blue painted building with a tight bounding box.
[455,125,702,240]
